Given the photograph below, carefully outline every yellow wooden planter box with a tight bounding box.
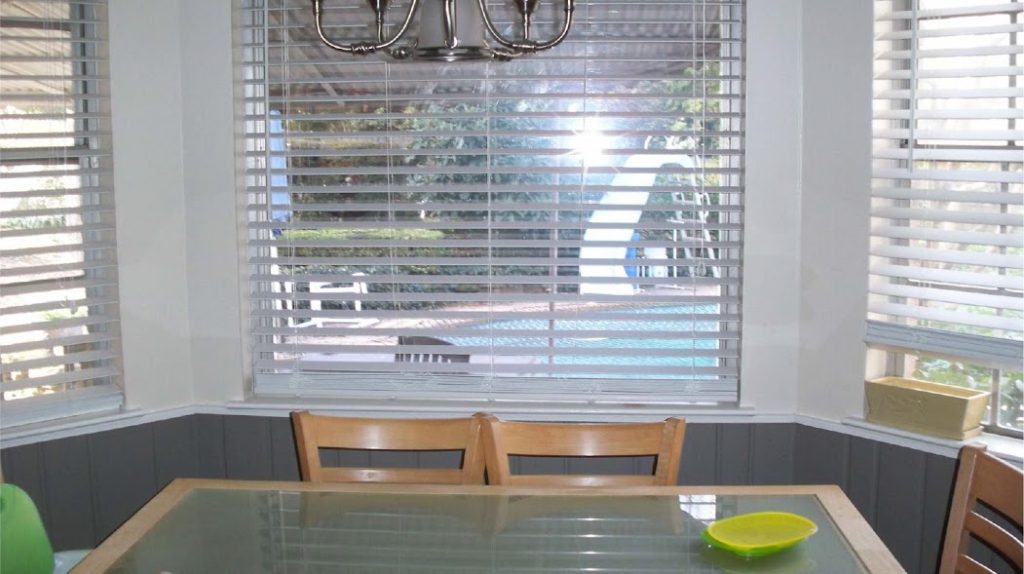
[865,377,990,440]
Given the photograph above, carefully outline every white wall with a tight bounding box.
[739,0,804,414]
[178,0,248,405]
[107,0,246,411]
[742,0,873,421]
[108,0,195,410]
[797,0,873,421]
[104,0,875,422]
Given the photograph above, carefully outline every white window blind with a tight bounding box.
[241,0,745,408]
[0,0,122,426]
[870,0,1022,366]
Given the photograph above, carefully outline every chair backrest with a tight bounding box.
[0,483,55,574]
[395,336,470,364]
[480,415,686,487]
[939,444,1023,574]
[291,411,485,484]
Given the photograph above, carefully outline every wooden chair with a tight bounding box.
[480,414,686,487]
[939,444,1023,574]
[290,411,485,484]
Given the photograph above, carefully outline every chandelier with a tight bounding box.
[312,0,576,62]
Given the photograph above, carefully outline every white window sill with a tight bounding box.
[4,402,1020,466]
[223,396,767,423]
[0,406,193,449]
[840,417,1023,465]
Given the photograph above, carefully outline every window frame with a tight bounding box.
[238,0,748,413]
[0,0,123,428]
[869,0,1023,438]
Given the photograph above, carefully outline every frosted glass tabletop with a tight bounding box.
[94,485,880,573]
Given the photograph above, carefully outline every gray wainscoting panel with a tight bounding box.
[367,448,419,470]
[717,423,753,484]
[795,424,850,489]
[513,453,567,475]
[791,425,962,574]
[223,415,274,480]
[568,455,644,477]
[920,454,956,574]
[328,447,371,469]
[418,450,464,470]
[194,413,227,478]
[268,416,301,481]
[0,415,970,574]
[750,423,796,484]
[678,422,718,485]
[89,426,159,541]
[153,416,200,489]
[846,436,880,525]
[41,435,96,550]
[875,442,929,574]
[0,441,49,526]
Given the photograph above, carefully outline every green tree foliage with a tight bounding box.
[914,357,1023,431]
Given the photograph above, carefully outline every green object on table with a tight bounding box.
[701,511,818,558]
[0,483,56,574]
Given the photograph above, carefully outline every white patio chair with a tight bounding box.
[307,273,367,327]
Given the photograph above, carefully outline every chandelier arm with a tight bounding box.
[443,0,457,48]
[529,0,574,51]
[476,0,574,53]
[376,7,386,43]
[475,0,517,49]
[312,0,420,54]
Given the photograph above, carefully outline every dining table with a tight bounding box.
[71,479,905,573]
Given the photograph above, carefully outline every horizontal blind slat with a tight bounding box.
[871,206,1022,227]
[868,302,1023,333]
[869,263,1022,291]
[1,366,119,394]
[871,225,1023,248]
[869,281,1022,311]
[870,244,1023,269]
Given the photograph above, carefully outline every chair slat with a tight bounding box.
[320,467,467,485]
[497,422,667,457]
[504,474,658,488]
[310,416,480,451]
[973,453,1024,526]
[481,415,686,487]
[963,512,1024,570]
[956,554,995,574]
[939,444,1024,574]
[291,411,485,485]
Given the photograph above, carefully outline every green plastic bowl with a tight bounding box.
[701,511,818,558]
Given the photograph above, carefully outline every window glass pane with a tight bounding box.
[909,354,994,423]
[998,369,1023,431]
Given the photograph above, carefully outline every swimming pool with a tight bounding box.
[443,304,721,370]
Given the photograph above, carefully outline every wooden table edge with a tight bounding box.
[70,478,193,573]
[815,484,906,574]
[71,479,906,573]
